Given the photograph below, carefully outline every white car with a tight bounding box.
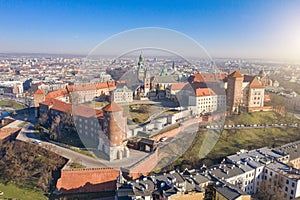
[32,139,41,145]
[159,137,168,142]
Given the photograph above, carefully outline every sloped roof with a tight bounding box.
[34,89,44,95]
[195,88,214,97]
[102,101,123,112]
[66,82,116,92]
[170,82,189,91]
[249,77,264,88]
[46,89,68,99]
[73,105,103,118]
[189,73,227,83]
[216,185,242,200]
[229,71,243,78]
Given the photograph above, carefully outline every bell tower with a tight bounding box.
[143,67,150,96]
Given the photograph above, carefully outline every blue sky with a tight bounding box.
[0,0,300,61]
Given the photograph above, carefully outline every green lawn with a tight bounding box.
[0,182,47,200]
[225,111,300,125]
[70,147,96,158]
[83,101,109,109]
[0,100,26,110]
[124,104,164,124]
[50,191,115,200]
[69,162,86,169]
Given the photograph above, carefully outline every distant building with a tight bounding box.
[257,69,279,87]
[0,81,24,97]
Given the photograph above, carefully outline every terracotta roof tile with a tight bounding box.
[34,89,44,95]
[195,88,215,97]
[102,102,123,112]
[73,105,103,118]
[229,71,243,78]
[189,73,227,83]
[170,82,189,90]
[249,77,264,88]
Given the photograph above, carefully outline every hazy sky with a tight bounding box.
[0,0,300,61]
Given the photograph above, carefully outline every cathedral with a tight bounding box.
[134,53,178,100]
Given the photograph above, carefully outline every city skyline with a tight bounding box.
[1,0,300,62]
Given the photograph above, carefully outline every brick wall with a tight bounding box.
[151,127,181,142]
[126,150,159,179]
[248,106,273,112]
[56,168,120,193]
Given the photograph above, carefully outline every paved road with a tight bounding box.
[16,122,148,169]
[203,123,299,130]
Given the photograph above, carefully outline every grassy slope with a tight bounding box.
[165,111,300,171]
[225,111,300,125]
[0,182,47,200]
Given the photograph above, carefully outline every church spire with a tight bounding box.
[137,52,145,80]
[138,51,144,66]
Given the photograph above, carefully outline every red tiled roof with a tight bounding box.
[102,102,123,112]
[67,82,116,92]
[41,99,103,118]
[46,89,68,99]
[189,73,227,83]
[170,82,189,90]
[249,77,264,88]
[195,88,215,97]
[229,71,243,78]
[73,105,103,118]
[51,101,72,114]
[34,89,44,95]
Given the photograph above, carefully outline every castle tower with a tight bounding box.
[33,89,45,117]
[227,71,244,114]
[99,102,129,161]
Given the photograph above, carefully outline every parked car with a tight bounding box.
[159,137,168,142]
[32,139,41,145]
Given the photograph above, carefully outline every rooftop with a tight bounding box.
[102,101,123,112]
[228,71,243,78]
